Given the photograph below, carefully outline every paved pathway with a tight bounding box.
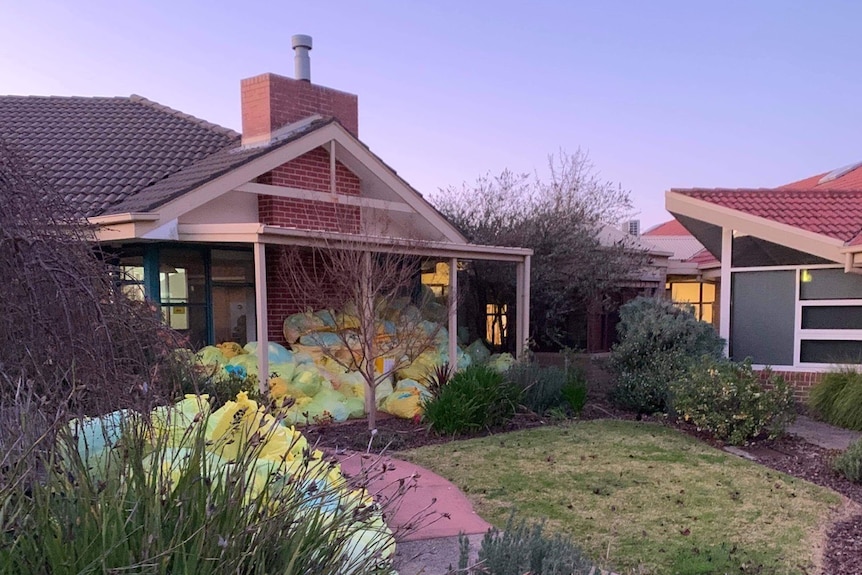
[787,415,861,450]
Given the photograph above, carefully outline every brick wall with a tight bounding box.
[241,72,358,142]
[258,147,361,233]
[757,369,824,403]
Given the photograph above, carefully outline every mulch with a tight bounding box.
[303,402,861,575]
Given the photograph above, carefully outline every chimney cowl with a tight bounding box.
[291,34,313,82]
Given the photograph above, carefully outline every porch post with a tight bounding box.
[254,241,269,394]
[719,227,732,355]
[448,257,458,371]
[515,255,531,358]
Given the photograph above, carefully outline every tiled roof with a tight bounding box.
[643,219,691,236]
[779,162,862,192]
[108,118,332,214]
[0,95,240,216]
[672,188,862,243]
[685,247,719,267]
[639,235,704,261]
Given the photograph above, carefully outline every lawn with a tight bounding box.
[402,420,842,574]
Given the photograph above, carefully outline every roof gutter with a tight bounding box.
[88,212,159,225]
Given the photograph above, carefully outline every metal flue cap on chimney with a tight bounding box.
[291,34,313,82]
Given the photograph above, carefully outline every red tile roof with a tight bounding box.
[685,247,719,267]
[672,188,862,244]
[643,219,691,236]
[672,162,862,245]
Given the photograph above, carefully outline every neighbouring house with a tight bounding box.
[0,35,532,381]
[666,160,862,398]
[641,219,720,329]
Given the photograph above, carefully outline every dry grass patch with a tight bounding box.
[403,420,841,574]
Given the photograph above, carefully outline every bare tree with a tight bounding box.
[277,226,449,432]
[0,139,187,416]
[432,149,649,350]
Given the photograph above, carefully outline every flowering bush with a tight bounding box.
[670,359,796,445]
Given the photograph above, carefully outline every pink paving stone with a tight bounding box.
[333,451,492,542]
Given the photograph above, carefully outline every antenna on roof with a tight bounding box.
[818,160,862,185]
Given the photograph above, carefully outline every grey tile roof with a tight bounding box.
[107,118,332,214]
[0,94,241,216]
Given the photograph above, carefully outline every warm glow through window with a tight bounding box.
[486,304,508,346]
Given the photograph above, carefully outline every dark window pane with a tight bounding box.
[731,271,795,365]
[159,248,206,304]
[800,340,862,364]
[162,305,208,349]
[213,285,257,346]
[802,306,862,329]
[800,269,862,300]
[211,250,254,284]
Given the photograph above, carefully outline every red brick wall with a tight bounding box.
[241,72,358,140]
[258,147,361,233]
[258,147,362,344]
[757,369,824,403]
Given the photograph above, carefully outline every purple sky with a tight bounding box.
[3,1,862,229]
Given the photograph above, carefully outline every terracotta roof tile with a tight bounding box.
[685,247,719,267]
[0,95,239,216]
[643,219,691,236]
[672,187,862,244]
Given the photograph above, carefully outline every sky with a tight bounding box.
[3,0,862,229]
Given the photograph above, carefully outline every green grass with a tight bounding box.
[402,420,841,575]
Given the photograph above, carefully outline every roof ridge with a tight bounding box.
[674,187,862,194]
[129,94,240,140]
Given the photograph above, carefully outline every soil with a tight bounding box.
[303,402,862,575]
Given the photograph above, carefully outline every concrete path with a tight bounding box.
[787,415,861,450]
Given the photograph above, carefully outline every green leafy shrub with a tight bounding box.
[457,513,595,575]
[422,365,521,435]
[808,369,862,431]
[610,296,725,414]
[505,362,586,416]
[833,438,862,483]
[670,359,796,445]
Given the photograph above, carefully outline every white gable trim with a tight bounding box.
[666,190,845,263]
[125,122,466,245]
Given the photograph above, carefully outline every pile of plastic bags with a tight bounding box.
[190,306,515,424]
[71,393,394,566]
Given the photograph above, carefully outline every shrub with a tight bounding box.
[457,513,595,575]
[610,296,725,414]
[506,362,586,416]
[833,438,862,483]
[670,359,796,445]
[808,369,862,431]
[422,365,521,435]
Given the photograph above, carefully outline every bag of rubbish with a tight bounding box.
[381,388,423,419]
[343,397,366,419]
[333,371,366,398]
[487,353,515,373]
[397,350,441,382]
[216,341,245,359]
[299,331,343,348]
[269,376,307,401]
[394,378,431,399]
[227,353,259,376]
[244,341,294,364]
[269,362,297,382]
[314,309,337,328]
[283,312,328,344]
[465,339,491,365]
[291,366,325,397]
[197,345,227,366]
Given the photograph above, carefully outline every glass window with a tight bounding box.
[421,261,449,298]
[702,283,716,303]
[731,270,795,365]
[213,286,257,346]
[118,254,146,301]
[802,306,862,330]
[800,268,862,300]
[211,250,254,284]
[486,304,507,346]
[800,340,862,364]
[158,248,207,347]
[671,283,700,303]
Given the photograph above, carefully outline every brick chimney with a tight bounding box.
[240,35,358,145]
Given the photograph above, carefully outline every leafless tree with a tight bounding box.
[276,209,450,432]
[432,149,649,350]
[0,139,187,418]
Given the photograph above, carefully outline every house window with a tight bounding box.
[117,254,146,301]
[730,270,795,366]
[666,281,716,323]
[211,249,256,346]
[798,268,862,365]
[421,261,449,298]
[486,304,507,346]
[159,248,208,349]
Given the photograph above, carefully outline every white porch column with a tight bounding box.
[515,255,531,358]
[254,241,269,394]
[719,227,732,355]
[448,257,458,372]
